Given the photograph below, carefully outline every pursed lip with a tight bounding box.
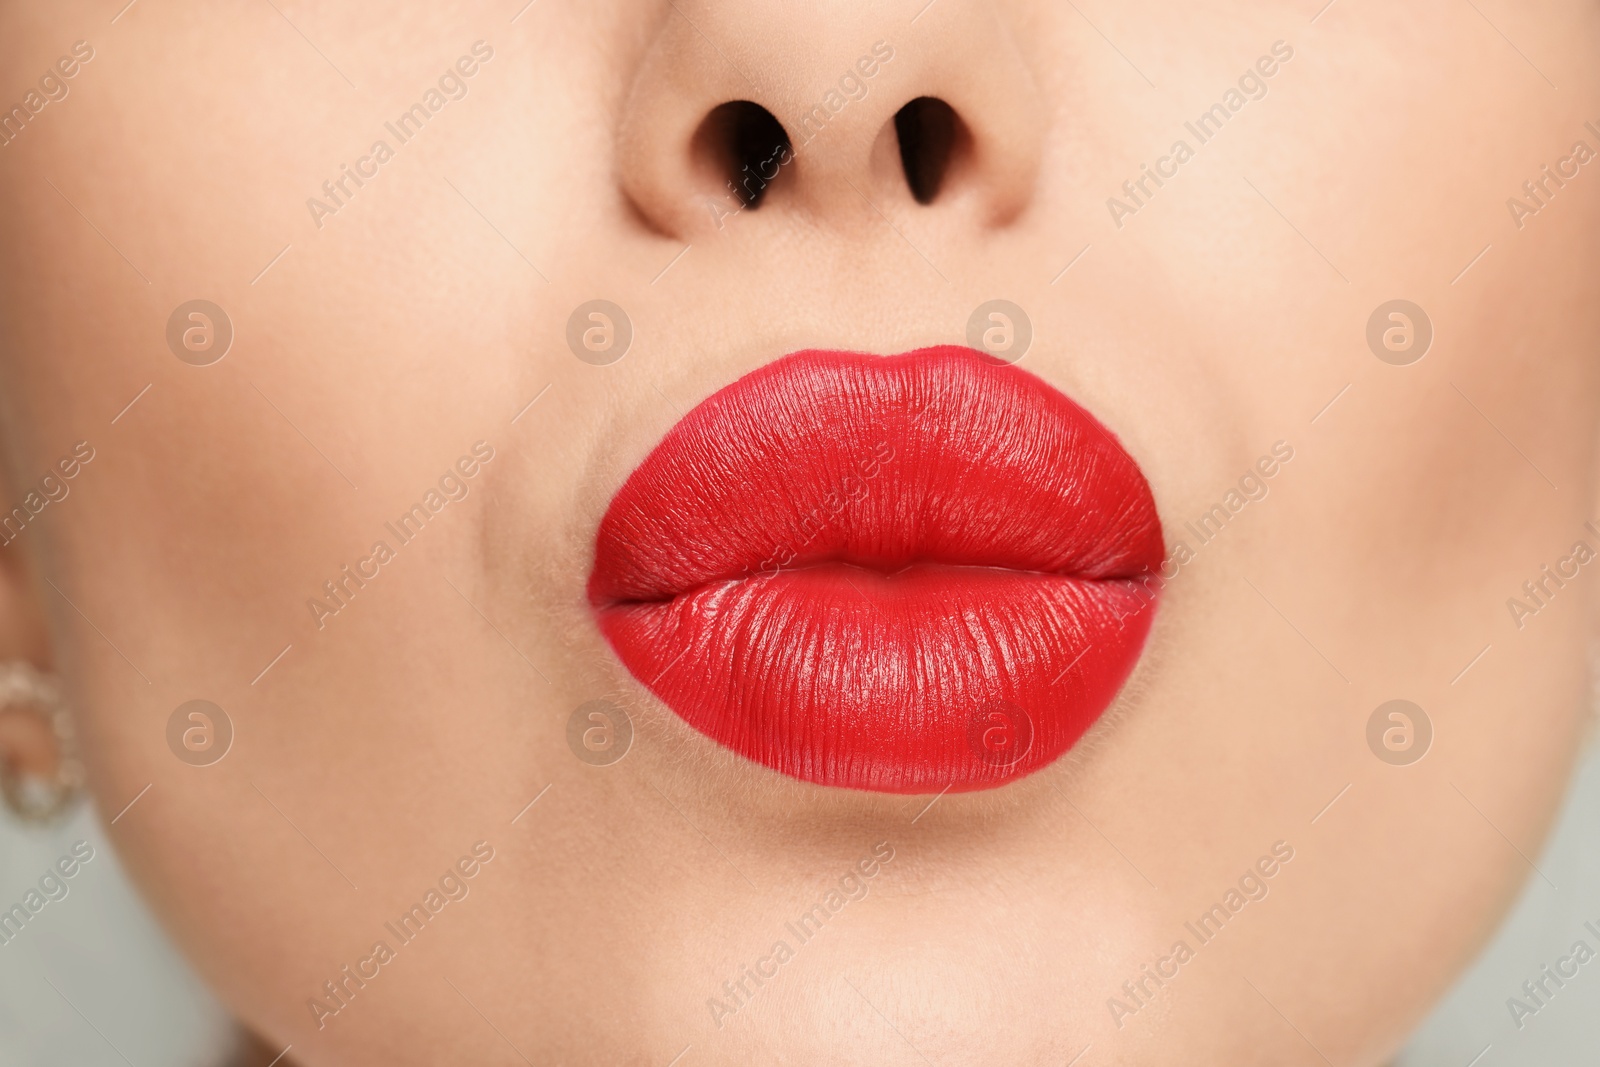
[589,345,1164,794]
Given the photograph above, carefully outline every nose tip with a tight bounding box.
[615,2,1044,239]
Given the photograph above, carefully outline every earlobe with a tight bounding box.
[0,661,82,823]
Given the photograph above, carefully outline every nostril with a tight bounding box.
[691,101,792,210]
[893,97,968,205]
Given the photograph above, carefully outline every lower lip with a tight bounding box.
[588,346,1163,793]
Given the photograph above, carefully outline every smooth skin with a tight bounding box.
[1,1,1598,1064]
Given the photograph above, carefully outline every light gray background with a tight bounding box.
[2,745,1597,1065]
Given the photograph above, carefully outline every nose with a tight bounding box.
[616,1,1044,238]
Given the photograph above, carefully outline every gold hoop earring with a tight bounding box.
[0,662,83,824]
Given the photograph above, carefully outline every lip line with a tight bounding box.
[594,556,1154,610]
[588,350,1166,587]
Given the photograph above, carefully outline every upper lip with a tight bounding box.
[589,347,1164,606]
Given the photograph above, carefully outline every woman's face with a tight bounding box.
[2,1,1597,1063]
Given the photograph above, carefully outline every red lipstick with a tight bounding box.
[588,346,1163,793]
